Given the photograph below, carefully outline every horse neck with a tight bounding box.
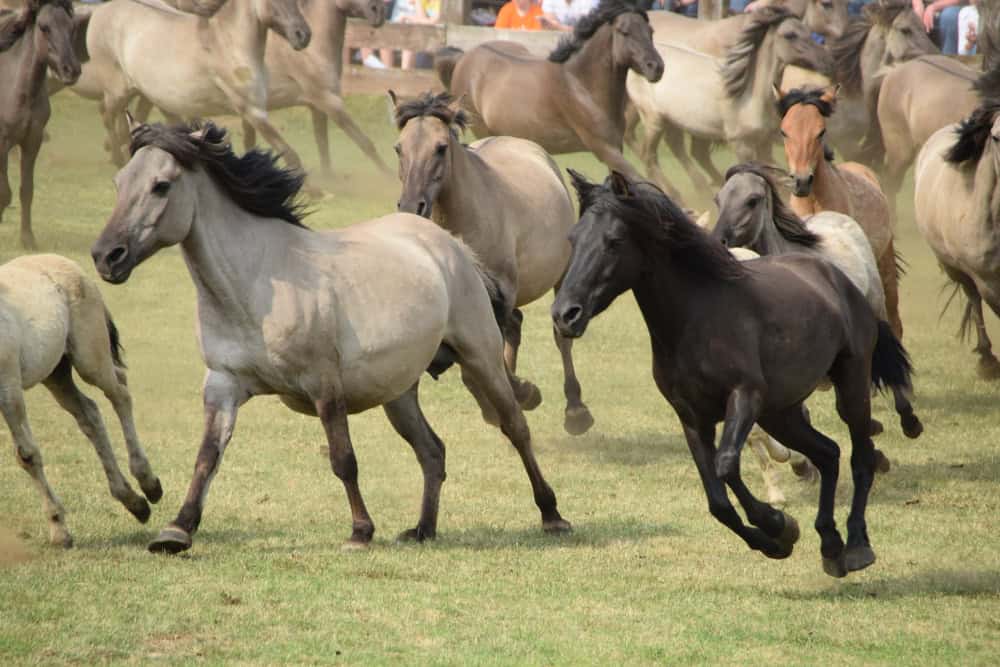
[751,213,798,255]
[214,0,270,61]
[3,28,47,111]
[564,26,629,130]
[305,0,347,68]
[434,137,491,236]
[631,259,704,353]
[805,155,852,213]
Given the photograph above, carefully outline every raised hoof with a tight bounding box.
[563,405,595,436]
[515,382,543,411]
[790,459,819,484]
[776,514,800,553]
[822,554,848,578]
[542,518,573,534]
[128,497,152,524]
[869,419,884,436]
[844,544,876,572]
[148,526,192,554]
[901,414,923,440]
[143,478,164,504]
[977,355,1000,380]
[874,449,891,475]
[396,527,436,543]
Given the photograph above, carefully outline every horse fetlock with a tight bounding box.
[900,412,923,439]
[513,380,542,411]
[140,477,164,504]
[874,449,892,474]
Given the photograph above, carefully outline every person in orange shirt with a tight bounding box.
[495,0,545,29]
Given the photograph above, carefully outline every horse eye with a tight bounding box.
[747,196,761,209]
[152,181,171,196]
[900,27,912,36]
[785,33,798,41]
[435,143,447,156]
[818,129,827,139]
[40,24,50,34]
[393,144,401,155]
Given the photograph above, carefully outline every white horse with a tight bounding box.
[91,120,571,554]
[0,254,161,547]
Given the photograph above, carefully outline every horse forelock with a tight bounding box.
[724,162,821,247]
[394,91,468,138]
[945,104,1000,167]
[777,87,835,118]
[548,0,649,63]
[721,5,796,99]
[129,121,308,227]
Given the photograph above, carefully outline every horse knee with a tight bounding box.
[329,449,359,483]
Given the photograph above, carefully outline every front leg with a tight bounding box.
[149,371,248,554]
[18,129,43,249]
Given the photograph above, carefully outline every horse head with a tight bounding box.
[612,11,663,83]
[775,85,836,196]
[337,0,386,27]
[712,169,773,250]
[256,0,311,50]
[801,0,848,41]
[872,0,937,64]
[772,15,833,76]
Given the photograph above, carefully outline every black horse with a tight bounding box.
[552,170,920,577]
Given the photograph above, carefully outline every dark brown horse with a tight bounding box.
[552,171,918,577]
[436,0,663,182]
[0,0,88,248]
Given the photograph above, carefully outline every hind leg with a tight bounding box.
[660,125,710,197]
[42,358,150,523]
[0,142,11,225]
[748,427,786,507]
[383,384,446,542]
[0,368,72,547]
[691,137,724,187]
[504,309,542,411]
[879,240,904,340]
[313,93,394,176]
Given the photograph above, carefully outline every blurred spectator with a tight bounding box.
[959,0,980,53]
[495,0,546,29]
[913,0,966,54]
[362,0,441,69]
[539,0,599,30]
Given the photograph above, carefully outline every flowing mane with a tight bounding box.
[776,86,835,118]
[570,170,747,282]
[548,0,648,63]
[831,0,910,96]
[394,91,468,137]
[129,121,307,227]
[724,163,821,247]
[945,103,1000,167]
[721,5,795,99]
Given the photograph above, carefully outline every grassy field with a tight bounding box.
[0,93,998,665]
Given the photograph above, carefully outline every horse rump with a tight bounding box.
[434,47,464,91]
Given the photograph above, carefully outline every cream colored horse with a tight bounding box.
[91,120,571,554]
[391,92,594,435]
[0,254,161,547]
[914,107,1000,380]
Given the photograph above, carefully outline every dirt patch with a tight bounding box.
[0,527,32,567]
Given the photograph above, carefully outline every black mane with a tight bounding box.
[945,103,1000,166]
[549,0,649,63]
[129,121,307,227]
[724,163,821,247]
[394,91,468,137]
[721,5,795,99]
[571,171,747,282]
[776,86,835,118]
[831,0,911,96]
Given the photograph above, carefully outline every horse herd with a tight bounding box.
[0,0,998,580]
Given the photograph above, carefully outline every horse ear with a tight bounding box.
[771,84,786,102]
[821,84,840,104]
[566,168,595,203]
[73,10,91,64]
[610,171,631,198]
[387,89,398,110]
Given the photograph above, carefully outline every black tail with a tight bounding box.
[477,266,509,333]
[106,310,125,369]
[871,320,911,393]
[434,47,463,91]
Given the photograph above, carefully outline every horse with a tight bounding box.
[552,169,917,577]
[627,6,831,196]
[0,0,89,248]
[390,92,593,435]
[827,0,936,164]
[776,85,903,339]
[91,120,571,554]
[435,0,663,183]
[80,0,312,171]
[0,254,162,548]
[913,88,1000,380]
[712,162,923,450]
[876,55,980,214]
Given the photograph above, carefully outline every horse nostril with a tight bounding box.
[720,237,729,247]
[562,305,582,326]
[416,200,427,216]
[107,246,128,266]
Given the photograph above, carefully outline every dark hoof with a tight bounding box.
[869,419,884,436]
[790,459,819,484]
[148,526,192,554]
[516,382,542,411]
[396,527,436,543]
[901,414,923,439]
[563,406,595,436]
[128,497,152,524]
[844,544,876,572]
[776,513,800,553]
[874,449,891,474]
[543,517,573,534]
[143,478,164,504]
[977,355,1000,380]
[822,554,848,578]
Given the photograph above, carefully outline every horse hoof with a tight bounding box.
[564,406,595,436]
[844,545,876,572]
[777,513,800,553]
[341,540,370,552]
[543,518,573,534]
[822,554,848,578]
[791,459,819,484]
[901,414,923,439]
[516,382,542,411]
[396,527,435,543]
[874,449,891,474]
[143,478,164,504]
[148,526,192,554]
[977,355,1000,380]
[128,498,152,524]
[869,419,884,436]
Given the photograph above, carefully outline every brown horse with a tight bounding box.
[776,86,902,339]
[0,0,88,248]
[436,0,663,182]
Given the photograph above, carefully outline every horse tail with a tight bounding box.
[434,47,463,91]
[105,308,126,370]
[475,263,509,333]
[871,320,912,394]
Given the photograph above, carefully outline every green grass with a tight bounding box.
[0,94,998,665]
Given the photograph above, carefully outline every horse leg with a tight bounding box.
[134,96,154,124]
[41,357,151,523]
[383,384,446,542]
[681,422,786,558]
[148,371,248,554]
[879,239,904,340]
[634,114,670,192]
[313,93,393,176]
[101,87,131,167]
[950,268,1000,379]
[622,99,640,155]
[659,126,706,198]
[17,129,42,251]
[552,322,593,436]
[310,106,332,177]
[0,143,10,225]
[747,427,786,508]
[242,118,257,153]
[758,405,845,577]
[503,308,541,411]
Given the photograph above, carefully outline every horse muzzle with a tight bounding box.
[792,174,814,197]
[398,196,433,218]
[91,243,134,285]
[642,58,665,83]
[552,301,589,339]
